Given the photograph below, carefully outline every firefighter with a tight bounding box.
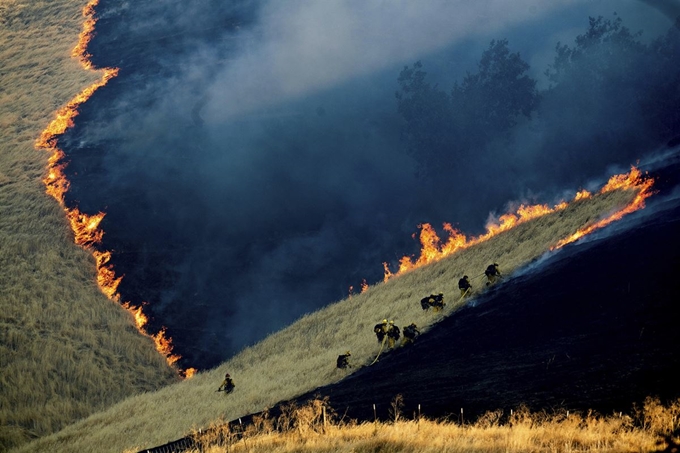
[484,263,502,286]
[458,275,472,297]
[374,319,388,343]
[402,323,420,345]
[337,351,351,369]
[386,320,400,348]
[420,293,445,311]
[218,373,235,394]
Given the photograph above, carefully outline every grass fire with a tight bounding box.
[1,1,679,452]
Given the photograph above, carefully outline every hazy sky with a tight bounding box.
[68,0,677,368]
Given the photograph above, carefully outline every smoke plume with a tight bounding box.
[60,0,676,368]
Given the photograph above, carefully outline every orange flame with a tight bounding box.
[382,262,393,283]
[360,279,368,293]
[153,328,181,366]
[123,302,149,328]
[574,189,592,201]
[552,167,654,249]
[384,167,654,280]
[35,0,189,376]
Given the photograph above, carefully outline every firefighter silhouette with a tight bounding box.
[402,323,420,345]
[484,263,502,286]
[420,293,445,311]
[386,321,400,348]
[374,319,389,343]
[218,373,235,394]
[336,351,351,369]
[458,275,472,297]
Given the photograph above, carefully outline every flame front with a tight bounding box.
[384,167,654,280]
[552,167,654,249]
[153,328,181,366]
[35,0,192,377]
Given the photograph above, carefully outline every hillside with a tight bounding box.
[0,2,178,451]
[3,2,677,453]
[10,175,657,453]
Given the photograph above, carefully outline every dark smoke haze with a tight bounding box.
[60,0,678,369]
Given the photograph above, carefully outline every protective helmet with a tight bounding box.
[494,263,499,266]
[389,320,394,324]
[346,350,351,355]
[382,319,387,323]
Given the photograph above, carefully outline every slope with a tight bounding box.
[143,150,680,452]
[0,2,178,451]
[11,171,652,453]
[310,180,680,423]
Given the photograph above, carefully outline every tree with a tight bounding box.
[642,18,680,144]
[545,16,646,87]
[534,15,662,185]
[395,61,455,175]
[452,39,539,137]
[395,40,539,179]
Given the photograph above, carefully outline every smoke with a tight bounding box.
[199,0,583,120]
[63,0,676,369]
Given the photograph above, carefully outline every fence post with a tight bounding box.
[239,418,247,450]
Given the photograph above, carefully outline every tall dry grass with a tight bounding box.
[12,186,647,453]
[1,1,178,451]
[186,396,680,453]
[1,3,662,453]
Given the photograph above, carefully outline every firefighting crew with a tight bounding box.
[363,264,512,367]
[402,323,420,345]
[337,351,352,369]
[458,275,472,297]
[420,293,445,311]
[374,319,401,348]
[218,373,235,394]
[485,263,502,286]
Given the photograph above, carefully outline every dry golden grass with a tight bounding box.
[1,3,663,453]
[12,185,646,453]
[1,1,178,451]
[186,397,680,453]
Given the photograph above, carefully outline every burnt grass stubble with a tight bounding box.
[58,0,680,429]
[234,161,680,427]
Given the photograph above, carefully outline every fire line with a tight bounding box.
[383,166,654,281]
[35,0,195,379]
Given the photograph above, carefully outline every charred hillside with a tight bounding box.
[52,2,680,373]
[136,156,680,453]
[291,168,680,422]
[220,156,680,428]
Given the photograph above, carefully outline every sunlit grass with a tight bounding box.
[184,397,680,453]
[1,2,668,453]
[0,1,177,450]
[13,184,649,453]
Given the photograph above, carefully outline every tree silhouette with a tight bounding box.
[395,40,538,179]
[453,39,539,137]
